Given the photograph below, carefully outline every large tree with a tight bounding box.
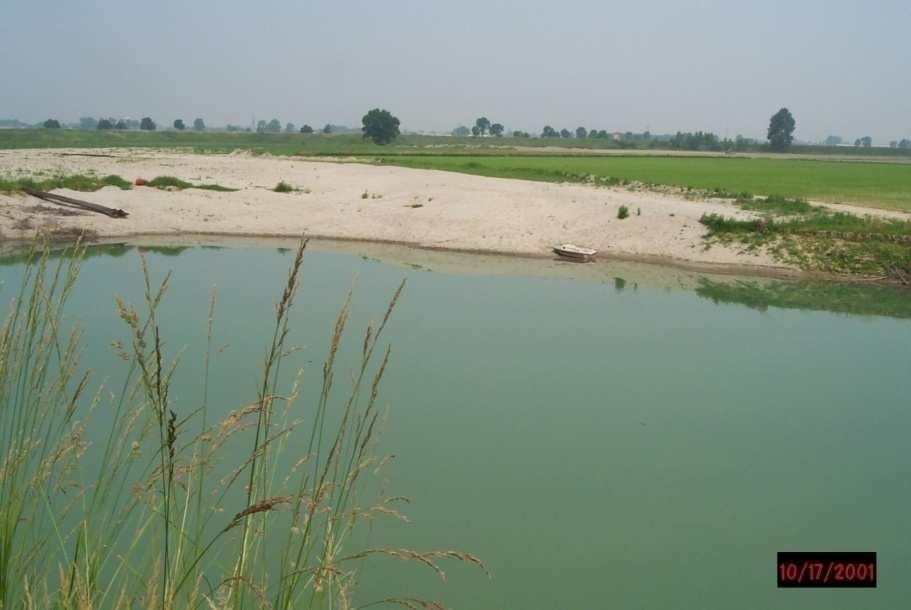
[140,117,156,131]
[266,118,282,133]
[452,126,470,137]
[541,125,557,138]
[193,118,206,131]
[173,119,186,130]
[575,127,587,139]
[560,128,571,138]
[43,119,61,129]
[474,117,490,136]
[361,108,401,145]
[300,124,314,134]
[767,108,796,151]
[489,123,504,137]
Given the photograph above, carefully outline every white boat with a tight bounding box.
[553,244,597,261]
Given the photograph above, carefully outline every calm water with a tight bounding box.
[2,243,910,610]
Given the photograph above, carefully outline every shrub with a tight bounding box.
[273,181,294,193]
[617,205,630,219]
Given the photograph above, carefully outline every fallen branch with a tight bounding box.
[23,188,128,219]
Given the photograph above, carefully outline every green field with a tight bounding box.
[2,130,910,211]
[374,155,911,212]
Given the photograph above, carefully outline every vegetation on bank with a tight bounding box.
[145,175,237,191]
[700,204,911,282]
[0,241,485,609]
[0,173,132,193]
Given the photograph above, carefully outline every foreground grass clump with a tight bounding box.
[146,175,237,192]
[734,194,815,215]
[701,210,911,282]
[0,173,132,192]
[617,205,630,219]
[273,180,295,193]
[0,241,485,609]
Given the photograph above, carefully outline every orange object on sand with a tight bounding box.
[134,178,148,186]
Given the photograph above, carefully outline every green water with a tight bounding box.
[2,243,910,609]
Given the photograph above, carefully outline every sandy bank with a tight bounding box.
[1,148,904,275]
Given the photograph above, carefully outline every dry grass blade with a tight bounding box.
[340,547,490,582]
[223,496,293,533]
[359,598,448,610]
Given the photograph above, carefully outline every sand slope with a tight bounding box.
[0,148,878,272]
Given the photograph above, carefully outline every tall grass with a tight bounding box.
[0,240,484,609]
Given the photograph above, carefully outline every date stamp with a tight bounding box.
[777,552,876,588]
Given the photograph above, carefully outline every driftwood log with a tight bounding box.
[23,188,128,219]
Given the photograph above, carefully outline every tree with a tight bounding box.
[489,123,504,137]
[900,139,911,149]
[115,119,128,129]
[575,127,587,139]
[140,117,156,131]
[471,125,480,136]
[79,117,98,130]
[859,136,872,147]
[97,119,114,130]
[560,128,571,138]
[322,124,332,134]
[300,124,314,134]
[266,119,282,133]
[43,119,61,129]
[541,125,557,138]
[361,108,401,145]
[285,122,296,133]
[824,135,842,146]
[597,130,608,138]
[256,120,267,133]
[193,118,205,131]
[173,119,186,130]
[767,107,796,151]
[474,117,490,136]
[452,126,470,137]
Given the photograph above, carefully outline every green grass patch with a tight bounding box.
[617,205,630,219]
[735,194,814,215]
[273,180,295,193]
[147,175,237,191]
[0,173,132,193]
[374,155,911,212]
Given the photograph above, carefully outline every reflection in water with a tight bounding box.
[696,277,911,319]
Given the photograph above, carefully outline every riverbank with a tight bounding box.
[1,149,909,281]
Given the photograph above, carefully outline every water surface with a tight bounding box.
[2,242,909,610]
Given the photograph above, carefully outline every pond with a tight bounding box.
[2,240,909,609]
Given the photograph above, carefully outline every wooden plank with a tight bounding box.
[23,188,129,219]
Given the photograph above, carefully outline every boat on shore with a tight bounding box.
[553,244,597,262]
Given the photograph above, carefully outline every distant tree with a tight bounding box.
[361,108,401,145]
[669,131,722,151]
[193,118,206,131]
[256,120,267,133]
[597,130,608,139]
[890,141,898,148]
[471,125,481,136]
[560,128,571,138]
[859,136,872,147]
[824,135,842,146]
[452,126,471,137]
[489,123,504,137]
[575,127,587,139]
[767,107,796,151]
[285,122,296,133]
[300,124,314,134]
[541,125,557,138]
[79,117,98,130]
[474,117,490,136]
[900,139,911,149]
[43,119,61,129]
[587,128,598,138]
[173,119,186,130]
[265,119,281,133]
[114,119,127,129]
[322,124,332,134]
[97,119,114,130]
[140,117,156,131]
[512,130,530,138]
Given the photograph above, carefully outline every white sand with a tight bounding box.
[1,148,900,273]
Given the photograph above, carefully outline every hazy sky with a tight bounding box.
[2,0,909,142]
